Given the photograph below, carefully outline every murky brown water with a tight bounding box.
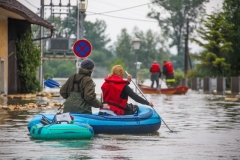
[0,79,240,159]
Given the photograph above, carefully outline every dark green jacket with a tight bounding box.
[60,68,103,113]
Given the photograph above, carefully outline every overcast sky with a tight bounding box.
[17,0,223,53]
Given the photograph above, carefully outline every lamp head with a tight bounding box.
[132,38,141,50]
[79,0,87,12]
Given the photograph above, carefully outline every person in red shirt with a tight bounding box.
[101,65,154,115]
[150,61,161,88]
[162,60,175,87]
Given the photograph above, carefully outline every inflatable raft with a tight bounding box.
[29,122,94,140]
[28,106,161,134]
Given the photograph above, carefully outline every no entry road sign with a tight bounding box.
[73,39,92,58]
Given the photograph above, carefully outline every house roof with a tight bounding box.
[0,0,54,38]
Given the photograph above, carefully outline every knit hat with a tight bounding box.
[81,58,94,70]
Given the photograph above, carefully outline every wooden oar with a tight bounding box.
[157,74,164,93]
[125,71,175,133]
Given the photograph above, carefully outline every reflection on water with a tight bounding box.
[0,79,240,159]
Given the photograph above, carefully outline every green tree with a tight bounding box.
[112,27,171,79]
[148,0,209,70]
[84,20,111,51]
[88,50,114,78]
[223,0,240,76]
[132,27,170,69]
[110,58,128,72]
[113,29,135,76]
[43,60,75,78]
[191,12,234,77]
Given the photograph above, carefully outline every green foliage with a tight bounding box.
[132,27,170,69]
[88,50,114,68]
[110,58,128,72]
[16,31,41,93]
[85,20,111,51]
[114,29,135,76]
[222,0,240,76]
[112,27,170,79]
[44,73,53,80]
[43,60,75,78]
[172,69,184,87]
[148,0,208,70]
[191,12,234,77]
[186,69,204,79]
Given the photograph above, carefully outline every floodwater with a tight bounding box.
[0,78,240,160]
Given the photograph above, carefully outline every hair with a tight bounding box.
[108,65,124,78]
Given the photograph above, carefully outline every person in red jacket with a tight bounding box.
[150,61,161,88]
[101,65,154,115]
[162,60,175,87]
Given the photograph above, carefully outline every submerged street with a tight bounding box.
[0,79,240,159]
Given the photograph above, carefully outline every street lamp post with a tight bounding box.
[76,0,87,73]
[132,38,141,92]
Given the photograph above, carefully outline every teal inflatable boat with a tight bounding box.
[30,122,94,140]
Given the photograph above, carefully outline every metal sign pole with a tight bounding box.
[76,0,80,73]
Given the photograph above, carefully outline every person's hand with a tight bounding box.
[127,74,132,82]
[102,103,110,109]
[148,102,154,107]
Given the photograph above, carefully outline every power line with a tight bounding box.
[87,2,154,15]
[24,0,39,9]
[86,1,158,22]
[86,11,157,22]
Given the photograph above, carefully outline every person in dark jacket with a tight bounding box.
[60,58,109,114]
[162,60,175,87]
[101,65,154,115]
[150,61,161,88]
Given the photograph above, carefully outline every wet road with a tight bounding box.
[0,79,240,159]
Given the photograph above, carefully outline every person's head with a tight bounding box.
[153,61,157,64]
[163,60,167,63]
[81,58,94,70]
[108,65,124,78]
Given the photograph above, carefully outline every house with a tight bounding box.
[0,0,54,94]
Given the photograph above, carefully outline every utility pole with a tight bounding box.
[184,18,192,75]
[40,0,44,85]
[184,18,189,76]
[76,0,80,73]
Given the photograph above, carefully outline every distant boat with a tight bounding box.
[138,84,188,95]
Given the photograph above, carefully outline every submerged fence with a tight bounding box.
[181,77,240,95]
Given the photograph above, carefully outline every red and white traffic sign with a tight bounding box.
[73,39,92,58]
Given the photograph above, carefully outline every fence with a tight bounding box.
[188,77,240,95]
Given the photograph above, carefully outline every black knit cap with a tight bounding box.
[81,58,94,70]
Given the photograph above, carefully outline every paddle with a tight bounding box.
[44,79,61,88]
[157,74,163,93]
[125,71,175,133]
